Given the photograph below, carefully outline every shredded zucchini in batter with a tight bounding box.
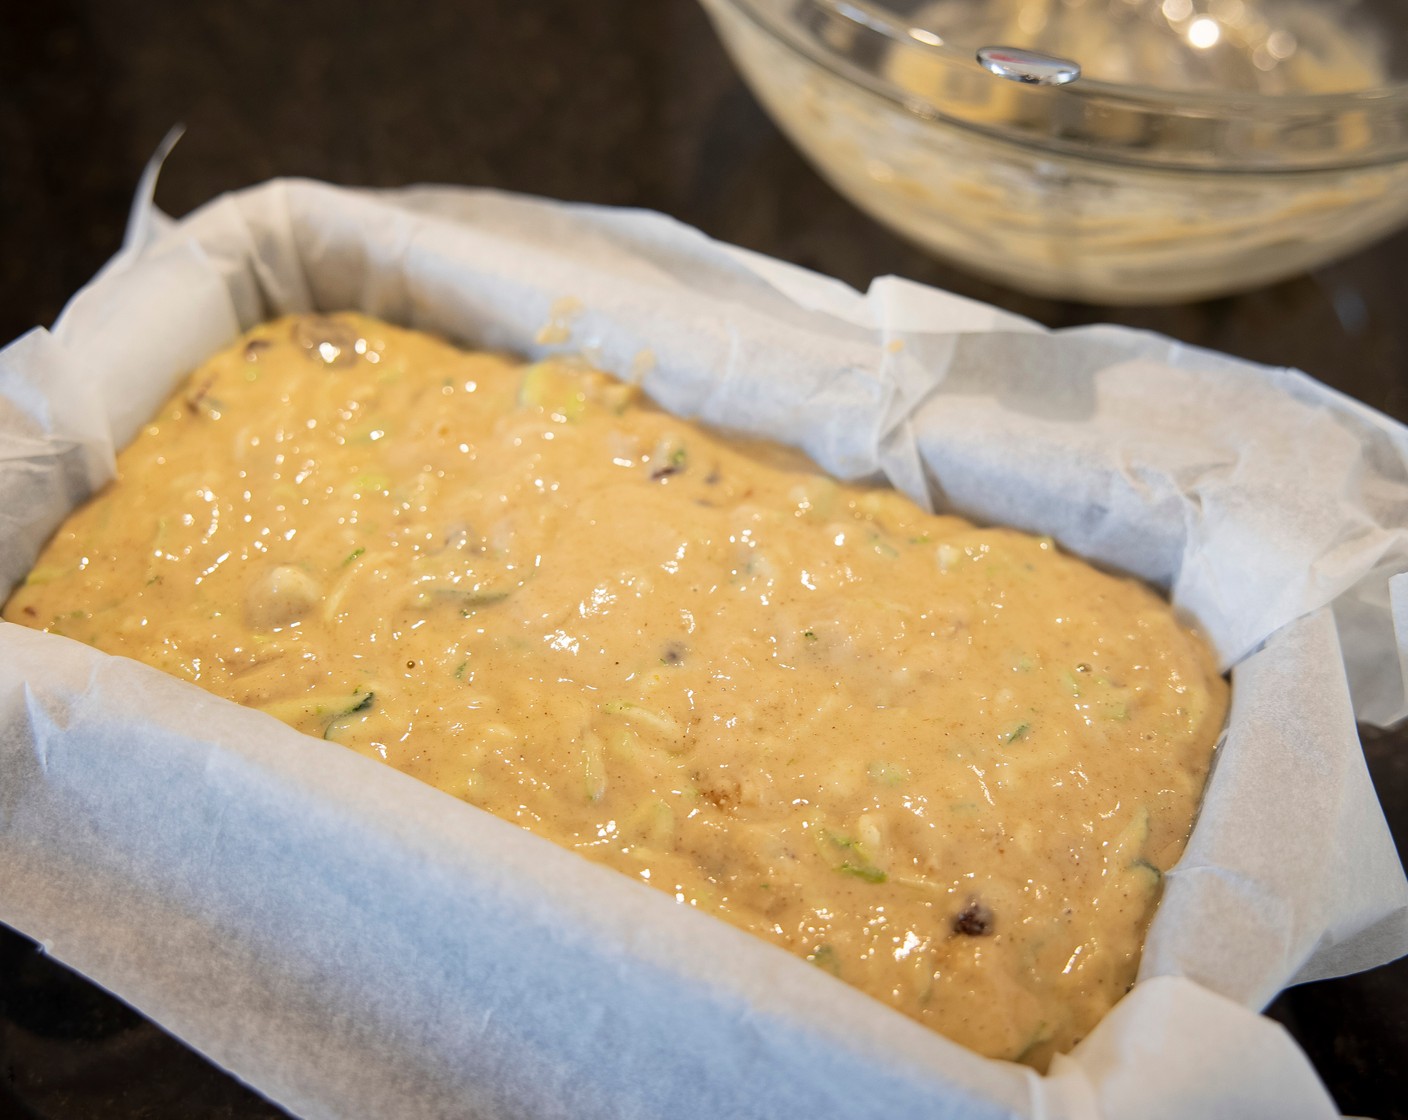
[3,313,1228,1068]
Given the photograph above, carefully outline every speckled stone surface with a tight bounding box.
[1,2,1405,1117]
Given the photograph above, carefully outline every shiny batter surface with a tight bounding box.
[4,313,1227,1067]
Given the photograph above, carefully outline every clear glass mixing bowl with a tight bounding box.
[699,0,1408,303]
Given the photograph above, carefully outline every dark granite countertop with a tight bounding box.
[1,1,1405,1117]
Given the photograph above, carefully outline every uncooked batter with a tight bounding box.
[3,312,1227,1068]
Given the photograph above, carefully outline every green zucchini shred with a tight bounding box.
[837,860,888,884]
[808,945,842,976]
[869,532,899,559]
[867,761,909,787]
[519,362,588,420]
[1129,858,1164,888]
[319,690,376,740]
[1005,722,1031,744]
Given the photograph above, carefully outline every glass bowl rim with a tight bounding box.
[711,0,1408,171]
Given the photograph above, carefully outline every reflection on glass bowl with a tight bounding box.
[699,0,1408,304]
